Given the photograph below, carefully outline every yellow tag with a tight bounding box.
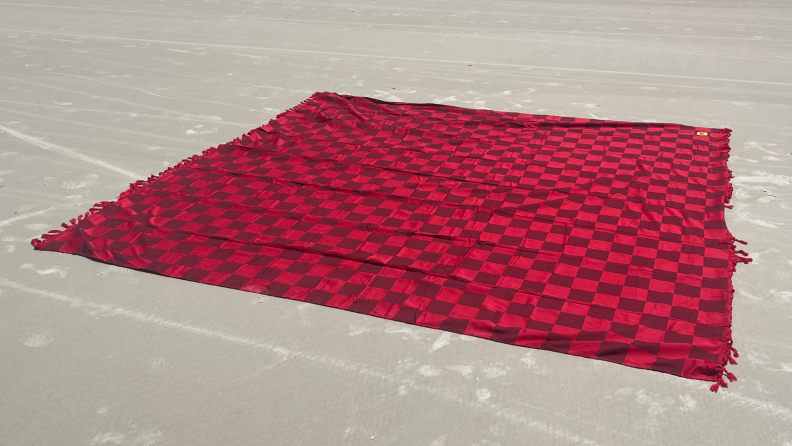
[696,131,709,136]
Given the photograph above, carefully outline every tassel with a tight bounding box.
[710,382,721,393]
[31,137,226,251]
[725,346,738,365]
[725,371,737,382]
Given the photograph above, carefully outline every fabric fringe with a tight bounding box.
[31,95,326,251]
[711,235,752,393]
[30,126,271,250]
[710,128,750,393]
[275,91,323,120]
[30,200,113,250]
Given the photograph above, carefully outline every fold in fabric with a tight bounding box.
[33,92,750,391]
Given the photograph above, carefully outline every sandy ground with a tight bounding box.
[1,1,791,445]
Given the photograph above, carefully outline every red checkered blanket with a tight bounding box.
[33,92,750,390]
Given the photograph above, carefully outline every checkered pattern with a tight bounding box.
[33,92,745,387]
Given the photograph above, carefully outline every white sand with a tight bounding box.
[1,1,791,444]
